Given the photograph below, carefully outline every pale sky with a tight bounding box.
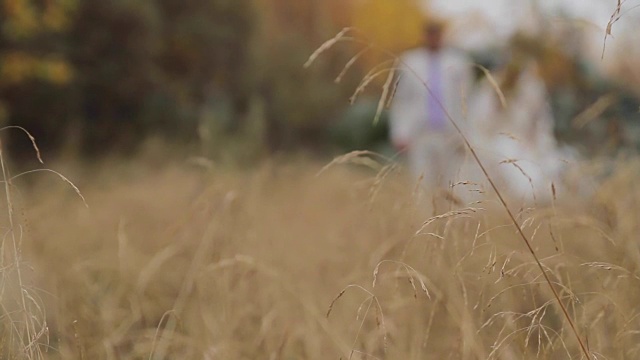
[423,0,640,66]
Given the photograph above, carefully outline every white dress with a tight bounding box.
[466,64,570,204]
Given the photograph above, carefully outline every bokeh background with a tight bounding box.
[1,0,638,165]
[2,1,640,359]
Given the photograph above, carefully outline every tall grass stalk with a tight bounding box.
[0,136,45,359]
[306,27,592,359]
[0,127,85,359]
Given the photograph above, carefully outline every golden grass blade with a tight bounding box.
[148,310,178,360]
[373,260,431,299]
[326,289,347,318]
[474,64,507,109]
[350,61,395,104]
[412,53,594,359]
[316,150,393,177]
[335,46,371,84]
[11,169,88,208]
[72,320,86,360]
[572,94,617,128]
[602,0,623,59]
[373,59,398,126]
[304,27,353,68]
[0,125,43,164]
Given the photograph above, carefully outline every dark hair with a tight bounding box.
[423,17,446,34]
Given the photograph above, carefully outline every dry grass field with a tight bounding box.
[1,152,640,359]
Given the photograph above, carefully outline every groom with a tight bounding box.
[389,16,473,193]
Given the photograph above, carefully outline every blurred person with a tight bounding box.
[389,16,474,195]
[467,37,576,204]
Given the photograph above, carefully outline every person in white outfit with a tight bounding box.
[389,17,474,195]
[467,44,571,204]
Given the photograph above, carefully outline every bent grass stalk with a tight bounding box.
[0,136,44,359]
[0,127,86,359]
[423,58,593,360]
[306,28,593,359]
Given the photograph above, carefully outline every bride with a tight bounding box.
[462,52,574,205]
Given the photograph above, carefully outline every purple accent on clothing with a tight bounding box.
[427,53,446,130]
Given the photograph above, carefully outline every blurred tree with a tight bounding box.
[68,0,162,155]
[156,0,256,132]
[0,0,401,161]
[0,0,259,159]
[350,0,425,69]
[253,0,363,153]
[70,0,259,156]
[503,31,640,156]
[328,96,391,155]
[0,0,76,159]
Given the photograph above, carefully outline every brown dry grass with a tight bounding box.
[0,153,639,359]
